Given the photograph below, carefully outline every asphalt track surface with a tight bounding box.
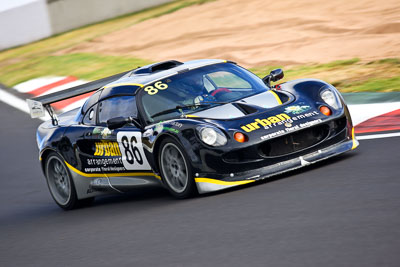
[1,101,399,267]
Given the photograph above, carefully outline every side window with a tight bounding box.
[83,104,97,125]
[82,90,102,114]
[98,95,137,125]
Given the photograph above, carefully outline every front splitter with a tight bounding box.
[195,138,359,194]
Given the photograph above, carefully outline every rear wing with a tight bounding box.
[26,70,131,125]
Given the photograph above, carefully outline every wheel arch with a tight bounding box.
[152,133,182,176]
[153,133,198,198]
[40,148,59,175]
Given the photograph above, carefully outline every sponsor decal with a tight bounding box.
[26,99,45,118]
[259,112,321,140]
[94,141,122,157]
[291,111,319,120]
[153,121,181,134]
[82,132,151,174]
[93,127,102,135]
[283,119,322,132]
[152,121,181,134]
[163,126,179,134]
[154,122,164,133]
[170,121,183,128]
[93,127,113,138]
[298,119,322,128]
[101,128,112,138]
[85,165,126,173]
[86,158,124,171]
[284,104,311,114]
[260,130,286,140]
[241,113,291,133]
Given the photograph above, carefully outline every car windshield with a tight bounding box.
[140,63,269,123]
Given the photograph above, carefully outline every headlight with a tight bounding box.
[197,126,227,146]
[320,89,341,109]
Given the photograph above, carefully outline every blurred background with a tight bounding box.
[1,2,400,266]
[0,0,399,93]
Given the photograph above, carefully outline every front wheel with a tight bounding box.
[158,138,197,198]
[45,152,93,210]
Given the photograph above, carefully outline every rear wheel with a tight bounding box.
[45,152,93,210]
[159,138,197,198]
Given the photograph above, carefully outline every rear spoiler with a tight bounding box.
[26,70,131,125]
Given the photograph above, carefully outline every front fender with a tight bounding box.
[142,119,211,174]
[280,78,345,106]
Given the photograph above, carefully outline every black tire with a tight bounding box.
[45,152,94,210]
[158,137,197,198]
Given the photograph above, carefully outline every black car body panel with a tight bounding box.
[31,59,358,202]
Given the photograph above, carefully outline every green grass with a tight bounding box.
[2,52,399,93]
[1,53,153,86]
[0,0,398,93]
[0,0,214,73]
[344,77,400,92]
[251,58,400,92]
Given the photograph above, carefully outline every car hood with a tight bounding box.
[190,90,282,119]
[189,90,344,141]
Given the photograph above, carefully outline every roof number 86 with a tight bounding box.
[144,81,168,95]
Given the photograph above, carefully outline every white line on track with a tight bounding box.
[0,87,47,121]
[357,132,400,140]
[13,76,67,93]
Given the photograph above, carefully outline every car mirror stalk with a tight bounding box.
[262,68,284,87]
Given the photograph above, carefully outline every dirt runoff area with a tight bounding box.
[61,0,400,67]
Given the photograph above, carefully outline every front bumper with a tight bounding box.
[195,133,358,194]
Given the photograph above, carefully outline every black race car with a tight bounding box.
[28,59,358,209]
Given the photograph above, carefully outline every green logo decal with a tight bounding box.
[284,105,311,114]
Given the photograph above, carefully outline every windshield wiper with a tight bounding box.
[197,101,230,105]
[151,104,211,119]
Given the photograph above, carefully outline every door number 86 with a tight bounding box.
[121,135,143,165]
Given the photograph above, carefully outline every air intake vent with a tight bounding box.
[133,60,183,74]
[258,124,329,157]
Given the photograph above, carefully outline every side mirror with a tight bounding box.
[262,68,284,87]
[107,116,141,130]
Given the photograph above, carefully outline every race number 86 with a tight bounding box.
[121,135,143,165]
[144,81,168,95]
[117,132,151,170]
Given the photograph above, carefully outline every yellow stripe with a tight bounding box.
[103,83,143,89]
[65,161,106,177]
[351,127,358,150]
[65,161,161,179]
[195,177,255,186]
[269,90,282,105]
[107,172,161,179]
[186,114,198,118]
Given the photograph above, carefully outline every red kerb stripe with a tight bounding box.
[28,76,78,96]
[355,109,400,134]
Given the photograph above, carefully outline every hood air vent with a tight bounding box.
[133,60,183,75]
